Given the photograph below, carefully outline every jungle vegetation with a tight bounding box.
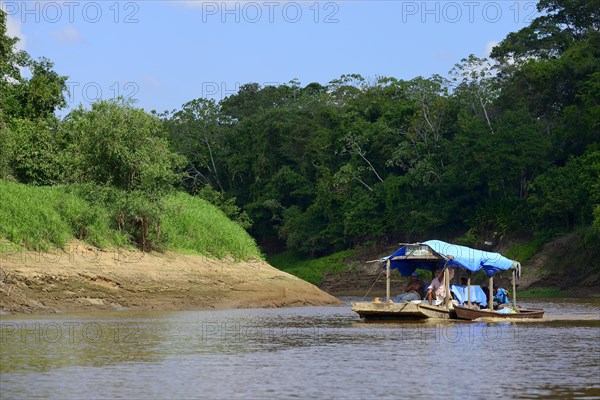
[1,0,598,260]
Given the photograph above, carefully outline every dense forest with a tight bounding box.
[1,0,599,259]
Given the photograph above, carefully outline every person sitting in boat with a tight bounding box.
[391,272,424,302]
[426,268,455,305]
[493,286,510,308]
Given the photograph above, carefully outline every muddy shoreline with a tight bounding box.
[0,243,341,315]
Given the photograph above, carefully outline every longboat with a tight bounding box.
[453,305,544,320]
[352,240,460,321]
[352,240,542,321]
[352,300,453,320]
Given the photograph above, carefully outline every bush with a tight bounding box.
[194,185,252,229]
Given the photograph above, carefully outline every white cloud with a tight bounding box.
[4,14,27,50]
[144,76,164,91]
[52,26,84,43]
[484,41,499,56]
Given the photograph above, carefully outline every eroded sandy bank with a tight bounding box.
[0,242,341,314]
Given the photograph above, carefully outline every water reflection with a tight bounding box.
[1,299,599,399]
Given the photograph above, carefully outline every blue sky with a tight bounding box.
[3,1,540,114]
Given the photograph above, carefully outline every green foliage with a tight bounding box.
[389,75,450,185]
[0,10,22,83]
[164,98,227,192]
[115,191,166,252]
[67,185,169,253]
[1,11,66,122]
[280,204,337,256]
[0,124,15,179]
[467,199,528,242]
[528,149,600,232]
[268,249,357,285]
[194,185,252,229]
[491,0,600,61]
[10,118,69,185]
[342,191,385,240]
[17,57,68,120]
[505,239,545,263]
[64,99,185,193]
[454,230,479,247]
[2,1,599,264]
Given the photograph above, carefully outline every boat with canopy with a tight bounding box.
[352,240,544,320]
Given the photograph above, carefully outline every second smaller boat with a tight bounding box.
[453,305,544,320]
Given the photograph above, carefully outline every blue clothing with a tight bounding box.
[392,292,420,302]
[494,288,510,304]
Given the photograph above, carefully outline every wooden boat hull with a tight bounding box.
[352,301,454,320]
[454,305,544,320]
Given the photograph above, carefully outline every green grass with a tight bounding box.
[505,238,545,263]
[0,180,262,260]
[0,181,128,250]
[162,192,261,260]
[268,249,357,285]
[518,288,567,297]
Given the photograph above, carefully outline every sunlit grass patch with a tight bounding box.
[0,181,126,251]
[0,181,262,261]
[161,192,262,260]
[505,238,545,263]
[519,288,567,297]
[268,249,357,285]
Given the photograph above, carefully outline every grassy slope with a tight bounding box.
[267,249,357,285]
[0,181,261,260]
[512,232,600,296]
[162,192,261,260]
[0,181,127,250]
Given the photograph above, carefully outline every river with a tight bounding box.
[1,298,599,399]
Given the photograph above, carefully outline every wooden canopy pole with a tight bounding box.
[444,268,450,307]
[386,259,391,303]
[488,276,494,311]
[467,277,471,306]
[512,269,517,307]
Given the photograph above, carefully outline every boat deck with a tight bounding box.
[351,301,454,320]
[453,305,545,320]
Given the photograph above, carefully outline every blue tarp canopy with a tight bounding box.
[383,240,520,277]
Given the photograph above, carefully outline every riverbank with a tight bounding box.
[0,241,341,314]
[312,234,600,297]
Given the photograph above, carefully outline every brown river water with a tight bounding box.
[1,298,599,399]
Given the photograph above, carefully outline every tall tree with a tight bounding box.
[390,75,450,185]
[166,98,227,192]
[491,0,600,61]
[450,55,498,135]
